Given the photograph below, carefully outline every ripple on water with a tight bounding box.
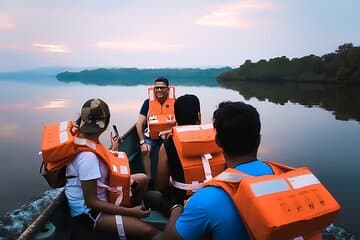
[0,188,356,239]
[0,189,61,240]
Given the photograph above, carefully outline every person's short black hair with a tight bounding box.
[213,101,260,156]
[154,77,169,87]
[175,94,200,125]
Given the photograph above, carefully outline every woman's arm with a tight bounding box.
[81,179,151,218]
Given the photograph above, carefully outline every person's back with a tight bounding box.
[164,101,340,240]
[153,94,202,213]
[163,101,272,240]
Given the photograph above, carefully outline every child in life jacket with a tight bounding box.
[64,98,159,239]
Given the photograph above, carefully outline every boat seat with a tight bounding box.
[143,210,168,230]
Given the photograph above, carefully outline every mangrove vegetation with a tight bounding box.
[56,67,231,86]
[217,43,360,84]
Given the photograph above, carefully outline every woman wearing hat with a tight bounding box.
[64,98,160,239]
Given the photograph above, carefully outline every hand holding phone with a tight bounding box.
[112,125,119,138]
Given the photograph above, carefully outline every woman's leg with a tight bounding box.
[131,173,149,206]
[96,213,160,240]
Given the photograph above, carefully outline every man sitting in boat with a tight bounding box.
[163,101,278,239]
[153,94,225,214]
[135,77,176,186]
[64,98,160,239]
[163,101,340,240]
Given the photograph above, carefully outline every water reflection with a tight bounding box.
[219,81,360,122]
[0,78,358,238]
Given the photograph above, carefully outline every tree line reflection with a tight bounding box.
[220,81,360,122]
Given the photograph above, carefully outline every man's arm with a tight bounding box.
[163,205,184,240]
[163,192,210,240]
[135,114,146,143]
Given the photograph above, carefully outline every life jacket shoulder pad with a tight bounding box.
[173,123,222,157]
[206,163,341,240]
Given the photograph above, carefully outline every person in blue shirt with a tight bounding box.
[163,101,273,240]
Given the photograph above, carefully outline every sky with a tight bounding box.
[0,0,359,72]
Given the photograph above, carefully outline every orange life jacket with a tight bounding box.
[205,161,341,240]
[41,121,131,206]
[171,124,226,195]
[147,86,176,139]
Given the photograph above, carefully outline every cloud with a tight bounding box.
[196,0,275,30]
[95,40,184,52]
[37,99,69,109]
[32,43,72,53]
[0,13,16,30]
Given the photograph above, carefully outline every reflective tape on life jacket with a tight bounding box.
[41,121,131,206]
[147,86,176,139]
[205,161,341,240]
[171,124,226,195]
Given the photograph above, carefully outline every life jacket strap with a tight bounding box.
[170,153,215,192]
[169,176,203,192]
[74,137,96,150]
[109,150,127,158]
[115,215,126,240]
[158,129,173,139]
[201,153,213,181]
[97,181,131,206]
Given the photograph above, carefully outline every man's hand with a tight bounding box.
[140,143,151,153]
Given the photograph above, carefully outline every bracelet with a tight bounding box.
[169,204,183,215]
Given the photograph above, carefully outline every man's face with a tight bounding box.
[154,81,169,103]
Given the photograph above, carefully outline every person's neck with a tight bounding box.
[224,152,257,168]
[156,95,167,105]
[78,133,100,143]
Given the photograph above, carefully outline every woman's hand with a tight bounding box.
[110,131,121,152]
[128,205,151,218]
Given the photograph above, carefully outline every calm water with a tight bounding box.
[0,77,359,238]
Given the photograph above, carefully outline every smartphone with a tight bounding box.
[112,125,119,138]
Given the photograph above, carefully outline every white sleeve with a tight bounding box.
[73,151,102,181]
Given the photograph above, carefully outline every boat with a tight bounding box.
[17,125,353,240]
[18,124,168,240]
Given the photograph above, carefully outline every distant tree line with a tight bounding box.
[56,67,231,87]
[217,43,360,84]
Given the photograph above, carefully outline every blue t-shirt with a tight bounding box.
[175,160,273,240]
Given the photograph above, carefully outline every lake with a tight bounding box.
[0,77,359,238]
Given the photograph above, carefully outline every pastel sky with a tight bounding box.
[0,0,359,71]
